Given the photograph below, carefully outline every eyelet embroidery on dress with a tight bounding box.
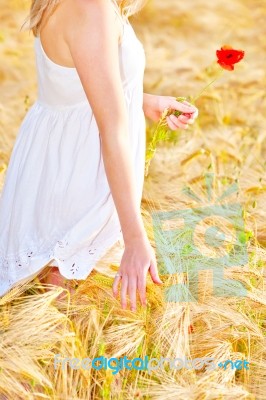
[70,262,78,274]
[15,259,22,268]
[57,240,68,248]
[0,229,123,286]
[88,248,97,255]
[58,244,98,274]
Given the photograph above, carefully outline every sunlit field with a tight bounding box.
[0,0,265,399]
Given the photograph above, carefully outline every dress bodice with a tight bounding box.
[34,21,146,109]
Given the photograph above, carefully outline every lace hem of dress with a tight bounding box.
[0,228,123,298]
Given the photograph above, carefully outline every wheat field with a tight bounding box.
[0,0,265,399]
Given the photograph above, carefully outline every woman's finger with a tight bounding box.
[167,114,188,130]
[171,114,188,126]
[167,115,188,130]
[180,114,195,125]
[128,276,137,311]
[183,100,193,106]
[166,116,178,130]
[112,273,122,298]
[149,258,162,284]
[137,272,147,306]
[178,114,191,123]
[120,274,128,310]
[183,102,199,118]
[170,99,197,114]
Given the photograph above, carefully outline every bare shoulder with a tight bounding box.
[63,0,118,32]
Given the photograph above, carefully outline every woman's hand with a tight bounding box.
[112,235,163,311]
[143,93,199,130]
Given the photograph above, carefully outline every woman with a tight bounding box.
[0,0,198,310]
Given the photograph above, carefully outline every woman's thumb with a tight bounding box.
[149,259,163,284]
[171,99,197,114]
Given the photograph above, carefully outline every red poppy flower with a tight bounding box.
[216,45,245,71]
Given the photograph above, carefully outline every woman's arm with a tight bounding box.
[67,0,145,242]
[65,0,162,310]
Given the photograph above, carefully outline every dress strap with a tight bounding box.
[109,0,128,43]
[109,0,127,31]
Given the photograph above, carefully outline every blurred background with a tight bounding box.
[0,0,265,399]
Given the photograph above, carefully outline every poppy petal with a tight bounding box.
[217,60,234,71]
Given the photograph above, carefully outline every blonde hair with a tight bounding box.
[23,0,148,37]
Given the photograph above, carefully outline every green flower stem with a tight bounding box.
[191,69,224,103]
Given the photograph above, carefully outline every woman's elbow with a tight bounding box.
[97,115,129,141]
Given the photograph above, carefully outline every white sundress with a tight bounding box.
[0,9,146,297]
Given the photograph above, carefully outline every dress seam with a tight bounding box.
[35,100,89,111]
